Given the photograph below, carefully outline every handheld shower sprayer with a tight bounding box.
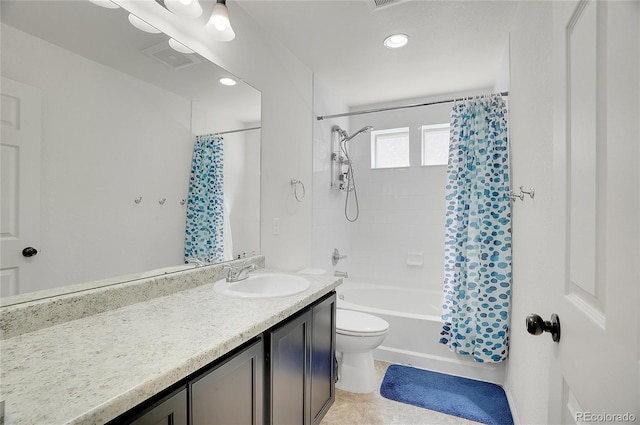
[339,126,373,144]
[331,125,373,222]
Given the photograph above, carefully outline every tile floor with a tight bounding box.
[321,361,485,425]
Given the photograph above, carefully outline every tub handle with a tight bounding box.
[332,248,347,265]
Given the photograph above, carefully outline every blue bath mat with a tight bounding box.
[380,365,513,425]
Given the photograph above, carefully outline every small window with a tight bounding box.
[370,127,410,169]
[421,124,450,166]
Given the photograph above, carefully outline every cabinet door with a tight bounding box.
[268,310,311,425]
[130,387,187,425]
[190,338,264,425]
[310,294,336,425]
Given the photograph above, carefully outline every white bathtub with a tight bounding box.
[336,281,506,384]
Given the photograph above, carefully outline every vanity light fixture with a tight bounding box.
[169,38,194,54]
[383,33,409,49]
[128,14,161,34]
[164,0,203,19]
[88,0,119,9]
[205,0,236,42]
[219,77,237,86]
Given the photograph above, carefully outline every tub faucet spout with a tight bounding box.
[334,271,349,278]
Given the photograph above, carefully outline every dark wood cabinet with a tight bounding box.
[268,309,312,425]
[310,294,336,425]
[267,293,336,425]
[190,338,264,425]
[114,292,336,425]
[129,387,187,425]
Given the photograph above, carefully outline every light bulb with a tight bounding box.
[219,77,237,86]
[205,1,235,41]
[164,0,203,18]
[213,18,228,32]
[383,33,409,49]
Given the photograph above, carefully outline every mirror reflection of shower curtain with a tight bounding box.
[184,134,226,264]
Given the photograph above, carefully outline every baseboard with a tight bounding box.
[374,345,506,385]
[502,382,521,425]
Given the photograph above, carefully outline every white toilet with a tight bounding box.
[336,309,390,393]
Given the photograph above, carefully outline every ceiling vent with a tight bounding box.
[142,41,201,70]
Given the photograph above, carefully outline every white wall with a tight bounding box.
[311,77,351,274]
[346,95,449,288]
[117,1,315,271]
[337,90,488,289]
[1,24,193,290]
[504,2,554,424]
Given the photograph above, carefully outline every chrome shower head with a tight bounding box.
[338,125,373,143]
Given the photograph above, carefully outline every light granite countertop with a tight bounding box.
[0,266,340,424]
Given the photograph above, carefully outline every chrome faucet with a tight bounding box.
[186,257,205,267]
[334,271,349,278]
[224,262,257,282]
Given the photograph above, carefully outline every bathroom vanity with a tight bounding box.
[0,259,340,425]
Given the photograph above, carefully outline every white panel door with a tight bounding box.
[548,0,639,423]
[1,77,41,297]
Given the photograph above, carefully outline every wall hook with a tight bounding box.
[510,185,536,202]
[520,185,535,199]
[159,198,166,205]
[509,191,524,202]
[134,196,143,204]
[180,198,187,205]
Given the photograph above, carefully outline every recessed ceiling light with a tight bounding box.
[219,77,237,86]
[383,33,408,49]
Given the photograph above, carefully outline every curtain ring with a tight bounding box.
[291,179,305,202]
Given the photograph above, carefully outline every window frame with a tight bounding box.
[420,123,450,167]
[370,127,411,170]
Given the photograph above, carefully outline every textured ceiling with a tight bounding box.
[237,0,518,107]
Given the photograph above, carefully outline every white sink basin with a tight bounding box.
[213,273,311,299]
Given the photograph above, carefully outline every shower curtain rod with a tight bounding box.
[201,126,262,137]
[316,91,509,121]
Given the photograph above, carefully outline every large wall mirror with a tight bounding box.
[0,0,261,304]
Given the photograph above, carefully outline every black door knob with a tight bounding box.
[526,313,561,342]
[22,247,38,257]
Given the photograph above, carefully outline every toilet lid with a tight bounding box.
[336,309,389,334]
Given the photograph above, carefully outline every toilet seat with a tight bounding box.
[336,309,389,337]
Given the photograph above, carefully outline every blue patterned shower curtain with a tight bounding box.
[184,135,224,264]
[440,96,512,363]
